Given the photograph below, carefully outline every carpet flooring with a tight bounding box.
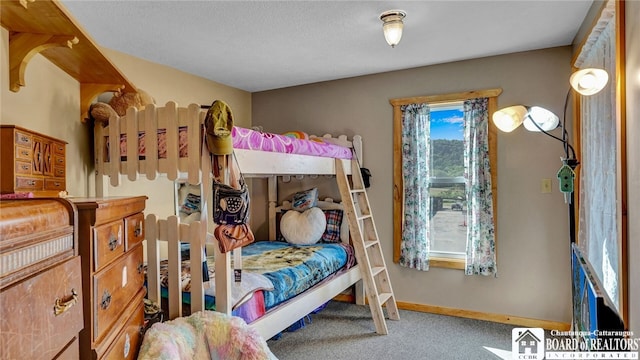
[267,301,512,360]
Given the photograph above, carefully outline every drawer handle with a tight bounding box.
[100,290,112,310]
[54,288,78,316]
[134,222,143,237]
[21,165,29,170]
[53,182,61,187]
[21,150,29,156]
[27,180,36,186]
[124,333,131,358]
[19,135,29,143]
[108,235,118,251]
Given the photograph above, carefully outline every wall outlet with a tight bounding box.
[541,178,552,193]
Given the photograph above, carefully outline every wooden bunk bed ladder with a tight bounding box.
[335,156,400,335]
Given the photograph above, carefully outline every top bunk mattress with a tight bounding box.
[232,127,352,159]
[106,126,352,161]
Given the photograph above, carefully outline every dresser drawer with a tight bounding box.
[15,176,43,190]
[99,301,144,360]
[44,178,66,191]
[0,257,83,360]
[93,220,124,271]
[14,145,32,160]
[53,154,65,167]
[14,130,32,147]
[93,245,144,342]
[53,142,65,156]
[14,160,32,175]
[124,213,144,251]
[54,166,66,178]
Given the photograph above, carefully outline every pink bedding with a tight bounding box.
[108,126,352,160]
[231,127,352,159]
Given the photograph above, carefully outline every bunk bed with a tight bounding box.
[93,101,367,340]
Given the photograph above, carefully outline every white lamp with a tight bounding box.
[491,105,527,132]
[523,106,560,132]
[380,10,406,48]
[570,68,609,96]
[492,106,559,133]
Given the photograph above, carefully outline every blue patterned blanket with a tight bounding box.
[242,241,351,310]
[159,240,352,312]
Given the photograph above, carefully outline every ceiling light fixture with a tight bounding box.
[380,10,406,48]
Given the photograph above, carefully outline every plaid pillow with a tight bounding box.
[321,209,343,243]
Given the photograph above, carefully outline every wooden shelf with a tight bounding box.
[1,0,137,121]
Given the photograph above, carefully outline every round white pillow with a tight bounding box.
[280,207,326,245]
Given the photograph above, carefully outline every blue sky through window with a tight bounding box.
[431,108,464,140]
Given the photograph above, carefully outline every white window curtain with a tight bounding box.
[575,0,619,309]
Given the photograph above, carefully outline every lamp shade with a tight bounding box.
[570,68,609,96]
[523,106,559,132]
[380,10,406,47]
[492,105,527,132]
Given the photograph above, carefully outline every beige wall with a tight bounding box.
[253,47,574,323]
[625,0,639,334]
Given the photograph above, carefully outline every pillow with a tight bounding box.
[321,209,344,243]
[280,208,326,245]
[292,187,318,212]
[180,192,201,215]
[317,200,349,243]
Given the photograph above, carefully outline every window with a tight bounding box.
[390,89,500,271]
[574,0,626,318]
[428,102,466,260]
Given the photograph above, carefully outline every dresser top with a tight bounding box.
[68,196,147,225]
[1,125,68,144]
[0,198,75,242]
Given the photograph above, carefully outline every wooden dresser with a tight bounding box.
[70,196,147,360]
[0,125,67,197]
[0,198,83,360]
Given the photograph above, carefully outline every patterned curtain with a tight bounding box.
[399,103,431,271]
[463,98,497,276]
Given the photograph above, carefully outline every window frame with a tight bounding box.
[390,89,501,269]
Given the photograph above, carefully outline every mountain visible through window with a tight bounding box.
[429,103,466,257]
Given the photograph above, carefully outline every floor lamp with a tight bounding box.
[491,67,609,244]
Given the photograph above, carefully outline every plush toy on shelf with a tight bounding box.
[89,88,155,125]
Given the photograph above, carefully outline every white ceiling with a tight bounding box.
[61,1,593,93]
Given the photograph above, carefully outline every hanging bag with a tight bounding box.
[211,153,255,253]
[212,154,250,225]
[214,223,255,254]
[212,179,250,225]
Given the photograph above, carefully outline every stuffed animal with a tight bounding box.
[89,88,155,125]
